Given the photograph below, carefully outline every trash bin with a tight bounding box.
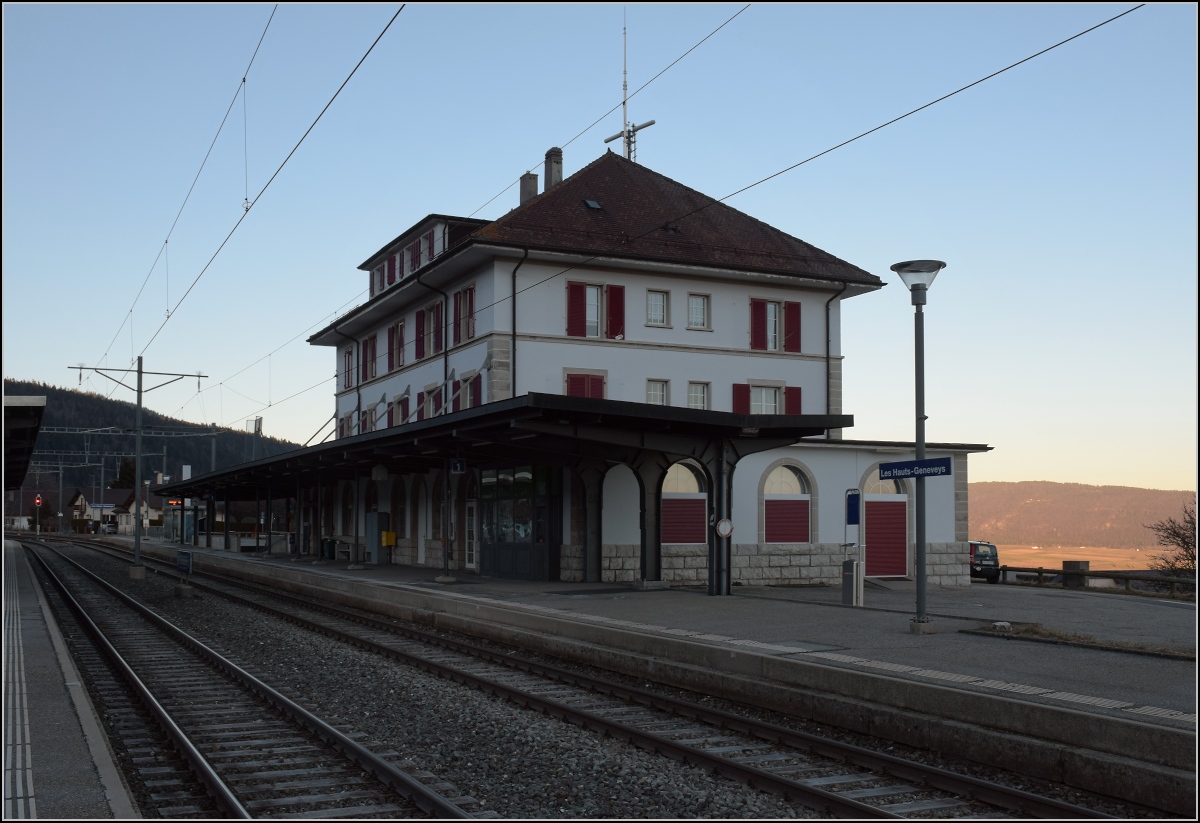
[322,538,335,560]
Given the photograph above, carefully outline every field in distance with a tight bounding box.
[996,544,1165,571]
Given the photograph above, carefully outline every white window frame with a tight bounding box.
[687,382,709,410]
[585,284,602,338]
[687,293,710,330]
[750,385,780,415]
[646,379,668,405]
[765,301,780,351]
[646,290,669,327]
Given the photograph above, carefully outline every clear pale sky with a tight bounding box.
[3,4,1196,491]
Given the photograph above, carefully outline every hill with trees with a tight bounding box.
[968,481,1195,548]
[6,379,302,510]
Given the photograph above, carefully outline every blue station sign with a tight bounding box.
[878,457,953,479]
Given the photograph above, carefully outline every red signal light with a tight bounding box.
[35,495,43,507]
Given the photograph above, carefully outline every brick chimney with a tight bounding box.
[520,172,538,205]
[544,147,563,191]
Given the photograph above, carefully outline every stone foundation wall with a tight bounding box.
[661,543,708,585]
[928,541,970,587]
[560,543,584,582]
[732,542,846,586]
[602,544,640,583]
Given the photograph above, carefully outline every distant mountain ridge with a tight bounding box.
[969,481,1195,549]
[5,379,301,500]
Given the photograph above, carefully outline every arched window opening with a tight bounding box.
[661,460,708,544]
[764,464,811,543]
[864,470,901,495]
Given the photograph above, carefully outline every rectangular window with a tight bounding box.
[470,373,482,408]
[750,386,779,415]
[646,380,667,405]
[687,382,709,410]
[389,321,405,371]
[343,349,353,390]
[688,294,709,329]
[751,299,781,351]
[408,241,421,274]
[361,336,377,381]
[766,302,779,350]
[566,373,605,399]
[415,310,426,359]
[454,285,475,345]
[386,255,396,286]
[647,290,668,325]
[585,285,601,337]
[424,230,435,262]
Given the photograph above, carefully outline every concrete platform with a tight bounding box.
[3,538,138,819]
[24,535,1200,811]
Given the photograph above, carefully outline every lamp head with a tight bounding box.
[890,260,946,305]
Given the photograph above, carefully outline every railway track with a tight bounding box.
[25,541,475,819]
[60,539,1121,819]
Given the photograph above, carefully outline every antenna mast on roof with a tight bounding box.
[605,9,655,163]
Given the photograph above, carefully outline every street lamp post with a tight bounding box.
[890,259,947,632]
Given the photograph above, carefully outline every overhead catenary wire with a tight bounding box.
[136,5,406,359]
[94,5,279,374]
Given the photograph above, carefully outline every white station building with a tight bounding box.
[166,149,988,593]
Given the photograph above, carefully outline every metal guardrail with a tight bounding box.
[995,565,1195,596]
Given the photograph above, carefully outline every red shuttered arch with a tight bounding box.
[865,500,907,576]
[661,498,707,544]
[765,499,809,543]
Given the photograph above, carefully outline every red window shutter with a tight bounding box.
[371,335,378,378]
[433,303,444,353]
[784,301,801,353]
[606,284,625,339]
[471,373,482,407]
[566,282,586,337]
[661,498,708,543]
[386,257,395,286]
[415,311,426,359]
[338,418,344,438]
[588,374,604,399]
[566,374,587,397]
[387,403,394,428]
[733,383,750,414]
[398,321,405,366]
[765,499,810,543]
[387,326,395,372]
[433,388,443,415]
[360,341,367,381]
[409,242,420,271]
[400,397,410,423]
[453,381,462,412]
[785,386,802,415]
[425,230,434,259]
[466,287,475,339]
[417,391,425,421]
[750,299,767,350]
[453,291,462,346]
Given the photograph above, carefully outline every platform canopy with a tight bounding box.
[159,393,852,501]
[4,395,47,491]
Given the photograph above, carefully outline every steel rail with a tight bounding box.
[71,540,1120,819]
[25,544,250,819]
[36,543,471,820]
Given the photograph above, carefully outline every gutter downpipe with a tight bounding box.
[511,249,529,399]
[825,282,849,427]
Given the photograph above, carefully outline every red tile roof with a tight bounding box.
[474,150,881,287]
